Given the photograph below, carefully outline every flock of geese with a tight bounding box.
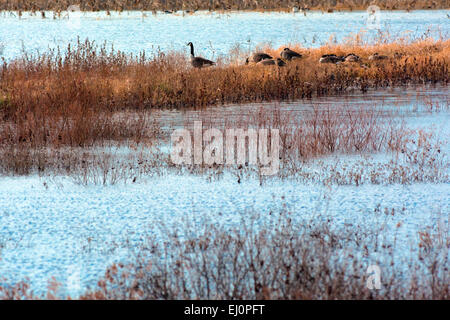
[187,42,389,69]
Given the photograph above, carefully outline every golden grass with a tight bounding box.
[0,38,448,175]
[0,39,448,136]
[2,39,448,114]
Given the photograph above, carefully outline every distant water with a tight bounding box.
[1,10,449,61]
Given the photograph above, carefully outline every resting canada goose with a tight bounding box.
[250,52,273,63]
[344,53,360,62]
[257,58,286,67]
[368,53,388,60]
[187,42,215,68]
[281,48,303,61]
[319,54,345,64]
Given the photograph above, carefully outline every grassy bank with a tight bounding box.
[0,38,448,175]
[0,0,449,12]
[1,39,448,115]
[3,39,448,114]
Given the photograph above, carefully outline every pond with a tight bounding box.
[0,9,449,298]
[0,85,448,296]
[151,84,450,131]
[1,10,449,60]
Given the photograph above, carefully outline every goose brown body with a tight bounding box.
[187,42,215,68]
[368,53,388,60]
[319,54,345,64]
[281,48,303,61]
[257,58,286,66]
[251,52,273,63]
[344,53,360,62]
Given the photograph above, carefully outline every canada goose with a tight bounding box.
[281,48,303,61]
[187,42,215,68]
[344,53,360,62]
[319,54,345,64]
[257,58,286,67]
[368,53,388,60]
[249,52,273,63]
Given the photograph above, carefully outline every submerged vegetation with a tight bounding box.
[1,208,448,299]
[0,4,449,302]
[0,36,448,178]
[0,0,449,12]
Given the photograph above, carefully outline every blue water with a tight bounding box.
[1,10,449,61]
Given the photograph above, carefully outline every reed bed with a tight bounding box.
[1,208,448,299]
[0,38,448,176]
[1,100,447,186]
[1,38,448,119]
[2,38,448,116]
[0,0,448,12]
[81,210,450,300]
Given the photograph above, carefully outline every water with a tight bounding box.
[0,10,449,297]
[1,10,449,61]
[151,85,450,131]
[0,83,448,296]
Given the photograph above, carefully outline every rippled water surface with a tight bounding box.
[1,10,449,60]
[0,10,449,297]
[151,85,450,131]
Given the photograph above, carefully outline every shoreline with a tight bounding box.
[2,39,448,112]
[1,8,449,14]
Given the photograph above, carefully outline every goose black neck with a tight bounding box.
[189,43,195,57]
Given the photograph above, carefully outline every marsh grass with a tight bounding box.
[84,212,448,300]
[1,98,447,186]
[0,0,448,12]
[0,37,448,180]
[2,207,447,299]
[1,38,448,140]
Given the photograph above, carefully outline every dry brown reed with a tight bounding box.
[0,38,448,176]
[84,216,448,300]
[0,0,448,12]
[3,208,446,299]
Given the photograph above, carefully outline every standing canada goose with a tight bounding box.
[187,42,215,68]
[319,54,345,64]
[249,52,273,63]
[368,53,388,60]
[344,53,360,62]
[257,58,286,67]
[281,48,303,61]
